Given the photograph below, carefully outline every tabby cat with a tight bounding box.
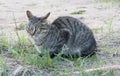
[26,10,97,58]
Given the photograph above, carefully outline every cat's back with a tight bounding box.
[52,16,92,33]
[52,16,80,26]
[52,16,96,57]
[53,16,78,21]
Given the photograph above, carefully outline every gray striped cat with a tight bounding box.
[26,10,97,58]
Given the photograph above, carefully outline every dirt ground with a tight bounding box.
[0,0,120,36]
[0,0,120,76]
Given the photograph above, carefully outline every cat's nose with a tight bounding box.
[30,31,35,36]
[29,31,34,36]
[26,27,35,36]
[27,30,34,36]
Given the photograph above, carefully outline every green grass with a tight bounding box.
[0,55,8,70]
[98,0,120,2]
[108,19,114,33]
[15,23,26,30]
[70,10,86,14]
[0,29,120,76]
[97,0,120,5]
[0,12,120,76]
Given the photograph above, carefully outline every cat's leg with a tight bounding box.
[81,38,97,57]
[61,45,81,58]
[34,45,41,53]
[49,47,63,58]
[60,40,96,58]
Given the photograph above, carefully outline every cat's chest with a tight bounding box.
[32,34,52,46]
[32,35,44,45]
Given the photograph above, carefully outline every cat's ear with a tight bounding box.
[42,12,50,20]
[26,10,34,20]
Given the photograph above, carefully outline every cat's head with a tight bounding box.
[26,10,50,36]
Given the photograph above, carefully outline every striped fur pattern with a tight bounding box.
[26,10,97,58]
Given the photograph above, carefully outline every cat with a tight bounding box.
[26,10,97,58]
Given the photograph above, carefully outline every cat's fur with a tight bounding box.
[26,10,97,58]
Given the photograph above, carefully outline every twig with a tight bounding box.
[84,65,120,72]
[54,54,74,67]
[60,65,120,75]
[71,65,120,75]
[59,56,74,65]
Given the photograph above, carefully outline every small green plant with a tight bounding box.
[15,23,26,30]
[108,19,113,33]
[92,26,104,34]
[22,50,56,68]
[98,0,113,2]
[0,37,9,53]
[70,10,86,14]
[97,0,120,6]
[0,55,8,71]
